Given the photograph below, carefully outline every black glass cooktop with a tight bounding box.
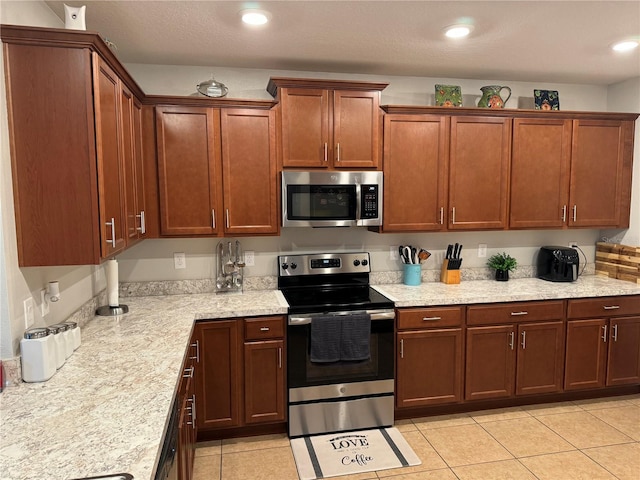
[281,284,394,314]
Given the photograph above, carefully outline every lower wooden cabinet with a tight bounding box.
[565,316,640,390]
[465,301,565,401]
[194,316,286,433]
[396,307,464,408]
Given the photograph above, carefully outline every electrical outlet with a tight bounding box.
[390,246,399,261]
[24,297,35,328]
[40,289,49,317]
[244,251,255,267]
[478,243,487,258]
[174,252,186,269]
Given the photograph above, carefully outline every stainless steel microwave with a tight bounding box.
[281,171,383,227]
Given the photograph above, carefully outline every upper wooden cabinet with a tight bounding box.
[267,77,388,169]
[156,106,221,236]
[448,116,512,230]
[155,105,278,237]
[382,114,449,232]
[510,117,635,229]
[1,25,146,266]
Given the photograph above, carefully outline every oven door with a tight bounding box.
[287,309,395,389]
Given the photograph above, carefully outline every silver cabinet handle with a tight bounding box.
[211,209,216,229]
[136,211,146,234]
[602,325,608,342]
[190,394,196,426]
[612,324,618,342]
[511,311,529,316]
[400,338,404,359]
[573,205,577,222]
[439,207,444,225]
[561,205,567,223]
[323,143,328,163]
[278,347,282,369]
[451,207,456,224]
[336,143,341,162]
[183,365,194,378]
[422,316,442,321]
[105,217,116,248]
[509,331,515,350]
[260,327,270,331]
[226,209,230,229]
[521,331,527,349]
[189,340,200,363]
[603,305,620,310]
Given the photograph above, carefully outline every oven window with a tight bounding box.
[288,319,394,388]
[288,185,356,220]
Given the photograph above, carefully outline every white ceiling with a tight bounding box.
[44,1,640,86]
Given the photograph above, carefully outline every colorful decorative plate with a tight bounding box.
[435,84,462,107]
[534,90,560,110]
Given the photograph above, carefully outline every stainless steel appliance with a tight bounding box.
[537,246,579,282]
[278,252,395,437]
[281,171,383,227]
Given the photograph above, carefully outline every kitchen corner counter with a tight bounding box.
[0,290,287,480]
[373,275,640,307]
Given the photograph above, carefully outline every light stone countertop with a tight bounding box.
[0,290,288,480]
[373,275,640,307]
[1,277,639,480]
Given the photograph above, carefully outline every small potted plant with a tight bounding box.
[487,252,517,281]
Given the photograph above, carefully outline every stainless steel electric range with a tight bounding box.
[278,252,395,438]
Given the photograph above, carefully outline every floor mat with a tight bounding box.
[290,427,421,479]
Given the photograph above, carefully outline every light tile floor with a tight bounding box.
[192,394,640,480]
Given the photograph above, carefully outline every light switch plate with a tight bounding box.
[24,297,35,328]
[390,246,399,261]
[244,251,255,267]
[174,252,186,269]
[478,244,487,258]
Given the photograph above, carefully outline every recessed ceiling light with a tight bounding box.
[611,40,639,52]
[241,9,271,26]
[444,24,474,39]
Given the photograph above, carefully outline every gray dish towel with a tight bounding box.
[310,315,341,363]
[340,313,371,361]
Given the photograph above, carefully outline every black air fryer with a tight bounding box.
[537,246,579,282]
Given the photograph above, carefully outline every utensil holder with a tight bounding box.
[403,264,422,286]
[440,260,461,284]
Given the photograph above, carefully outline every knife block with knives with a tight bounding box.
[441,243,462,284]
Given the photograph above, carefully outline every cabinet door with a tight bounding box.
[280,88,330,167]
[244,340,285,424]
[564,319,608,390]
[93,54,127,256]
[156,106,221,235]
[383,115,448,231]
[119,85,139,242]
[221,109,278,235]
[569,120,626,227]
[195,320,241,429]
[607,316,640,386]
[333,90,381,168]
[449,116,511,230]
[397,329,463,408]
[516,321,565,395]
[510,119,572,228]
[465,325,516,400]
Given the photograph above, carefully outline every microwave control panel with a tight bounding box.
[361,185,379,219]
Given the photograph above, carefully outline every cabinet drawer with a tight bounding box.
[467,301,564,325]
[244,316,285,340]
[567,295,640,319]
[397,307,463,330]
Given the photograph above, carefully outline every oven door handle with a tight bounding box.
[289,309,395,325]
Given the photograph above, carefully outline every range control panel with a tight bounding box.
[278,252,371,276]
